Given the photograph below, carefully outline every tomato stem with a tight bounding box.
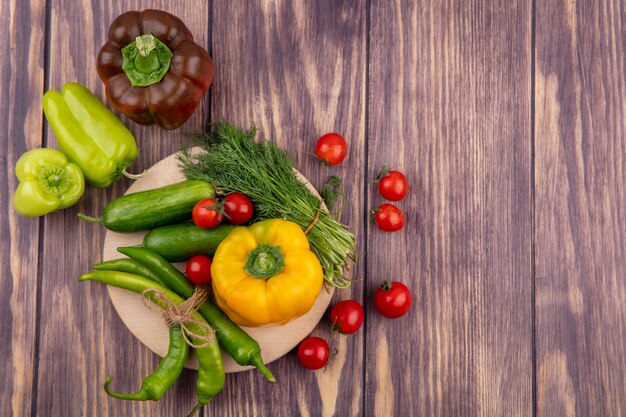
[381,280,393,291]
[330,317,342,333]
[328,348,339,361]
[373,163,391,183]
[201,201,231,220]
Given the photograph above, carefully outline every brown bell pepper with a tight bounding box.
[96,10,213,130]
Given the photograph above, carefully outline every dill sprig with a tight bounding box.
[320,175,345,218]
[177,123,355,288]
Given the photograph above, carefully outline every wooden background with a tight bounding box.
[1,0,625,416]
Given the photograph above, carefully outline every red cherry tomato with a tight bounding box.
[185,255,213,285]
[378,169,409,201]
[315,133,347,165]
[329,300,364,334]
[223,192,254,225]
[297,337,329,370]
[192,198,222,229]
[374,204,405,232]
[374,281,412,318]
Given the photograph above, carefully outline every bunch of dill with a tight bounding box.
[178,123,355,288]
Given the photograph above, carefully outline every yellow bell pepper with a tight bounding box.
[211,219,323,327]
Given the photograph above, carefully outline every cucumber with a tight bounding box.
[140,223,235,262]
[79,180,214,232]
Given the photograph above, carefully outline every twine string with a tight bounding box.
[141,286,215,349]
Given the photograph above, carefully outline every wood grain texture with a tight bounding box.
[535,0,626,416]
[5,0,626,416]
[211,0,366,416]
[0,0,46,416]
[35,1,209,416]
[366,1,533,416]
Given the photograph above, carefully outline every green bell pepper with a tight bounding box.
[42,82,139,188]
[13,148,84,217]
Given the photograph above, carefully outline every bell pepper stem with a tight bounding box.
[121,33,173,87]
[135,34,156,57]
[121,168,146,180]
[244,244,285,280]
[77,213,102,223]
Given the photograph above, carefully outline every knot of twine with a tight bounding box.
[303,199,323,235]
[142,287,215,349]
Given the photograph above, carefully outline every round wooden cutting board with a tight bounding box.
[101,150,334,371]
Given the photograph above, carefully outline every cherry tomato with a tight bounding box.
[297,337,329,370]
[223,192,254,225]
[378,169,409,201]
[374,204,405,232]
[192,198,222,229]
[315,133,347,165]
[329,300,364,334]
[374,281,412,318]
[185,255,213,285]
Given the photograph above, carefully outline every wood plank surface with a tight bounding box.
[4,0,626,416]
[35,1,209,416]
[366,1,533,416]
[0,0,46,416]
[210,1,366,416]
[534,1,626,416]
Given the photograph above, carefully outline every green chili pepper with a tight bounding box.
[116,246,276,383]
[42,82,140,188]
[104,325,189,401]
[187,323,226,417]
[13,148,84,217]
[93,258,165,286]
[79,270,225,407]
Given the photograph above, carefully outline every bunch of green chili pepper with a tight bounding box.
[81,246,276,415]
[79,271,225,415]
[94,247,276,382]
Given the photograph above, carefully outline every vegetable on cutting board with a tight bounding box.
[13,148,85,217]
[185,255,213,286]
[222,192,254,225]
[78,180,213,232]
[97,9,213,130]
[93,258,164,284]
[188,324,225,416]
[178,123,356,288]
[42,82,140,188]
[211,219,323,327]
[139,223,234,262]
[192,198,223,229]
